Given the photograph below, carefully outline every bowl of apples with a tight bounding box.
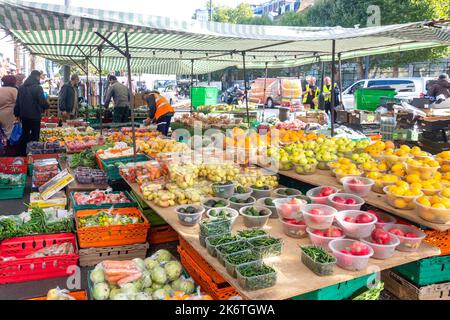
[273,198,307,220]
[328,239,374,271]
[341,177,374,198]
[306,186,339,205]
[362,228,400,260]
[280,217,308,239]
[301,204,338,230]
[327,193,365,212]
[367,210,397,229]
[335,211,377,239]
[385,224,426,252]
[306,226,345,250]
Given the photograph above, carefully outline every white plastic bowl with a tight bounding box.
[306,186,339,205]
[328,239,374,271]
[251,187,274,199]
[373,212,397,229]
[175,205,205,226]
[206,207,239,226]
[280,218,308,239]
[306,227,345,250]
[327,193,365,212]
[233,186,253,200]
[273,198,307,220]
[301,204,337,230]
[361,235,400,260]
[228,196,256,211]
[202,197,231,211]
[384,224,426,252]
[239,206,272,229]
[414,199,450,225]
[256,197,278,218]
[340,177,374,198]
[335,211,377,239]
[212,182,236,199]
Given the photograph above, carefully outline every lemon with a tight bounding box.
[430,195,441,205]
[442,188,450,198]
[417,196,431,207]
[432,203,446,209]
[406,174,421,184]
[394,198,408,209]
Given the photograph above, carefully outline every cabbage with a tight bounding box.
[109,288,122,300]
[172,278,195,294]
[151,266,167,285]
[164,261,182,281]
[171,278,183,291]
[142,272,152,288]
[152,289,167,300]
[135,292,152,300]
[90,268,105,284]
[112,293,131,301]
[120,282,139,295]
[163,284,173,296]
[151,282,163,291]
[132,258,146,271]
[144,288,154,295]
[155,249,172,263]
[92,282,110,300]
[133,278,144,291]
[144,258,159,270]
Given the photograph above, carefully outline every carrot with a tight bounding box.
[105,274,124,283]
[117,272,142,286]
[102,260,139,270]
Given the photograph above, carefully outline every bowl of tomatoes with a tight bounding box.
[328,239,374,271]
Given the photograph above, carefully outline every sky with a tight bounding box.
[31,0,263,20]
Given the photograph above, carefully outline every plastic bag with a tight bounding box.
[9,122,22,146]
[47,287,76,300]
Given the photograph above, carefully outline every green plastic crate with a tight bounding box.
[129,190,167,227]
[191,86,219,108]
[0,174,26,200]
[292,274,375,300]
[70,191,138,212]
[100,154,150,182]
[394,255,450,286]
[355,88,397,111]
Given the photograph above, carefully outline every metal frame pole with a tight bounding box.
[338,53,344,110]
[331,40,336,136]
[262,61,268,122]
[85,58,89,120]
[98,46,103,135]
[242,52,250,125]
[124,32,137,158]
[190,59,194,114]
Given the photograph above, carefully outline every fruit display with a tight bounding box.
[273,120,308,131]
[207,208,239,222]
[306,226,345,249]
[350,153,373,165]
[174,113,239,128]
[120,161,162,183]
[328,193,364,211]
[341,177,374,197]
[137,138,190,156]
[306,186,338,204]
[198,163,240,183]
[385,181,423,210]
[385,225,426,252]
[90,251,197,300]
[366,172,399,194]
[330,158,362,179]
[73,191,131,206]
[33,159,59,187]
[415,195,450,224]
[301,204,337,230]
[361,161,388,173]
[236,167,279,189]
[329,239,374,271]
[405,158,440,180]
[27,141,65,154]
[280,217,307,239]
[78,210,142,227]
[105,128,160,144]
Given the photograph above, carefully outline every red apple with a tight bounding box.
[340,250,351,255]
[348,178,364,185]
[344,216,356,223]
[312,230,326,237]
[321,187,335,197]
[333,196,347,204]
[356,213,373,224]
[371,228,391,245]
[310,208,324,215]
[345,198,357,205]
[289,198,301,205]
[350,242,370,256]
[389,228,405,237]
[405,233,418,238]
[326,227,343,238]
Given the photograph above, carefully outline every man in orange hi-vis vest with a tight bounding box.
[144,90,175,136]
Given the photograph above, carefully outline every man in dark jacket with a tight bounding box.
[14,70,49,156]
[104,75,131,123]
[428,74,450,102]
[58,74,80,121]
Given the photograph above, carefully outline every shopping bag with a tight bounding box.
[9,122,23,146]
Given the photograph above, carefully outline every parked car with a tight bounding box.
[341,77,434,109]
[249,78,302,108]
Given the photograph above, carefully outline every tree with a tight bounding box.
[210,2,273,25]
[277,11,307,26]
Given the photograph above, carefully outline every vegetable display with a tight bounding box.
[249,237,283,258]
[301,246,336,264]
[237,263,277,291]
[73,191,131,205]
[0,173,23,186]
[69,149,97,169]
[208,209,234,219]
[242,207,270,217]
[78,211,141,228]
[237,229,267,240]
[177,206,201,214]
[226,251,258,266]
[203,199,229,208]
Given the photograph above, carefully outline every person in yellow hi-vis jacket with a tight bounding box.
[321,77,340,122]
[302,76,320,109]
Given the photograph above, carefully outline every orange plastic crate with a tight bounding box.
[424,230,450,256]
[178,245,239,300]
[147,224,178,245]
[179,236,227,285]
[75,208,149,248]
[28,291,88,300]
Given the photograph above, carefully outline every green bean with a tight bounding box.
[226,251,258,265]
[237,229,267,239]
[301,246,335,264]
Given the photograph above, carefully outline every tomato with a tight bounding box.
[344,216,356,223]
[326,227,343,238]
[389,228,405,237]
[312,230,326,237]
[350,241,370,256]
[371,228,391,245]
[356,213,373,224]
[405,233,418,238]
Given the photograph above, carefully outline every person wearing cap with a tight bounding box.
[0,75,18,137]
[144,90,175,136]
[104,75,131,123]
[428,74,450,102]
[14,70,49,156]
[58,74,80,121]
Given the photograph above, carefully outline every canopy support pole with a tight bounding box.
[86,58,89,119]
[331,40,336,137]
[190,59,194,114]
[319,59,324,111]
[262,61,268,123]
[124,32,137,158]
[338,53,344,110]
[98,46,103,135]
[68,57,87,74]
[242,52,250,126]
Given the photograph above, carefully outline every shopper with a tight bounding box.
[15,73,26,87]
[58,74,80,121]
[303,76,320,109]
[0,75,18,137]
[144,90,175,136]
[14,70,49,156]
[321,76,340,121]
[428,74,450,102]
[104,75,131,123]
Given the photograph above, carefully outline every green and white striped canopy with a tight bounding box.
[1,0,449,74]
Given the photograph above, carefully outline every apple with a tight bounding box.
[344,216,356,223]
[371,228,391,245]
[345,198,357,205]
[312,230,326,237]
[350,241,370,256]
[326,227,343,238]
[348,178,364,185]
[405,233,418,238]
[285,219,305,226]
[389,228,405,237]
[356,213,373,224]
[333,196,347,204]
[310,208,324,215]
[340,250,351,255]
[321,187,335,197]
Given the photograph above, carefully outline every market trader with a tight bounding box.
[58,74,80,121]
[104,75,131,123]
[321,76,340,121]
[144,90,175,136]
[427,74,450,103]
[303,76,320,109]
[14,70,49,156]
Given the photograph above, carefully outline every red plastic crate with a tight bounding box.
[0,233,79,285]
[0,157,28,174]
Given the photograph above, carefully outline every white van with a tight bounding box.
[341,77,434,110]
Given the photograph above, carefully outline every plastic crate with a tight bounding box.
[178,245,239,300]
[191,87,219,108]
[0,174,26,200]
[0,157,28,174]
[394,255,450,286]
[292,274,375,300]
[147,225,178,245]
[0,233,78,285]
[28,290,88,300]
[70,191,138,212]
[75,208,149,248]
[424,230,450,256]
[100,154,150,182]
[79,243,149,267]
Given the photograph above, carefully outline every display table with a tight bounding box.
[128,182,440,300]
[274,169,450,232]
